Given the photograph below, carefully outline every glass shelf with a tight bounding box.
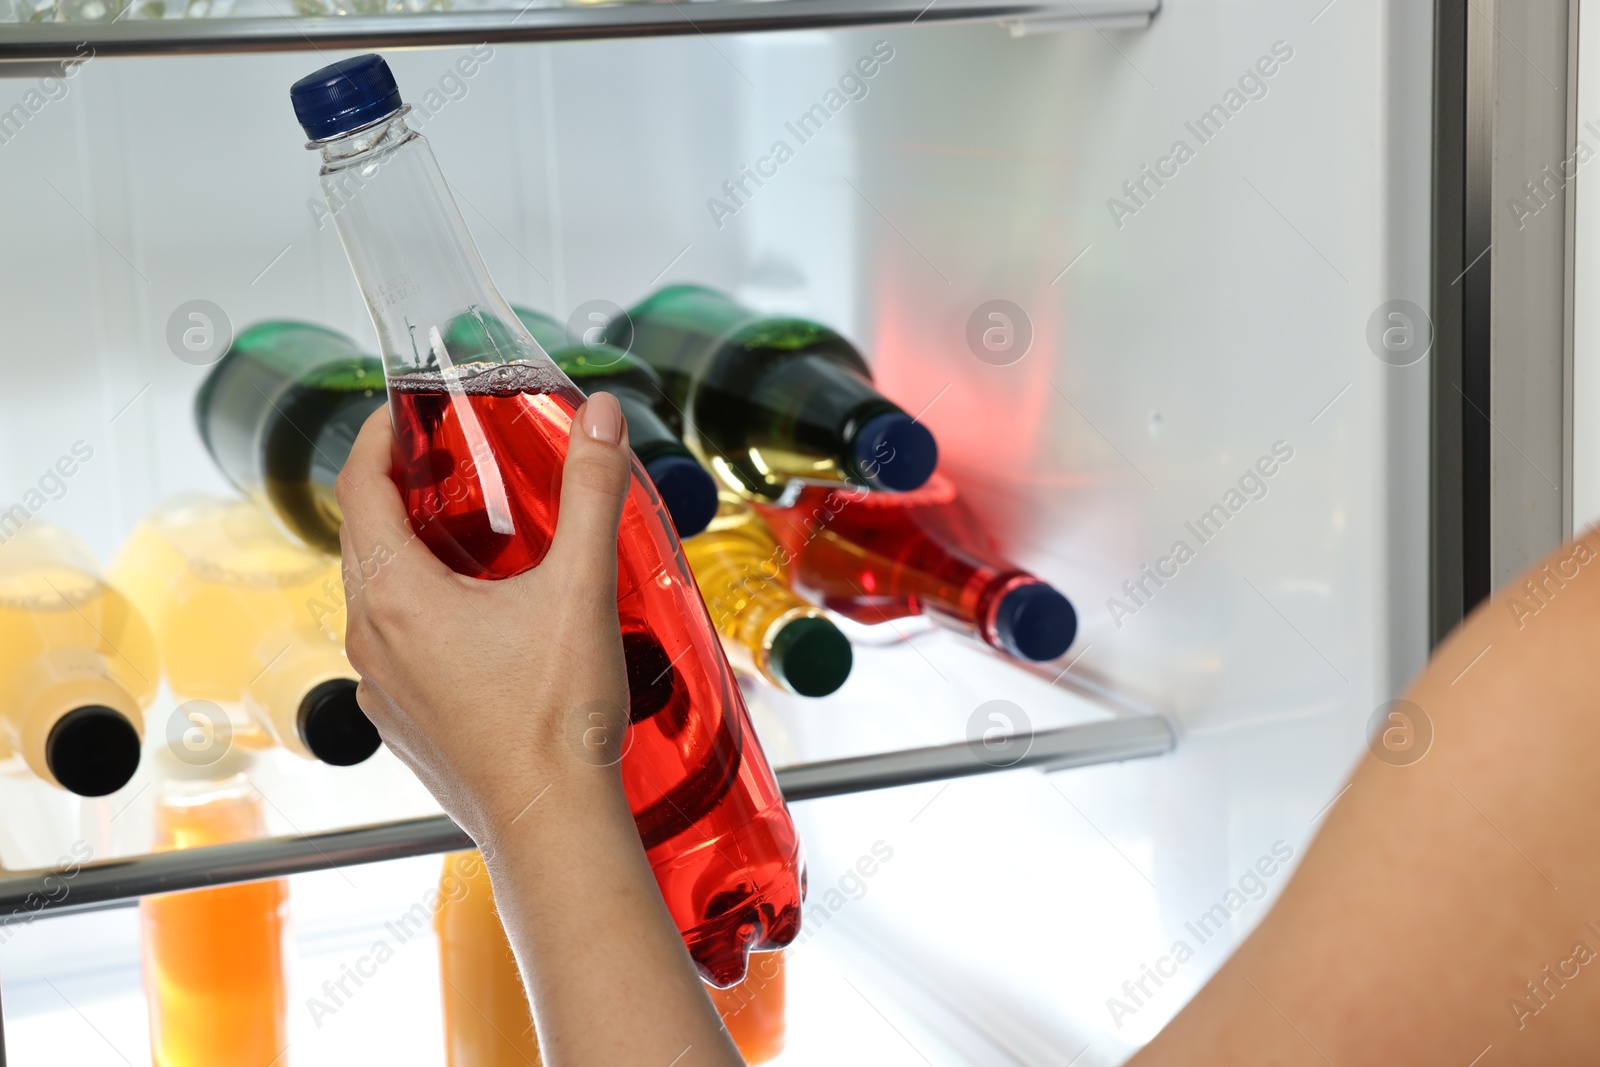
[0,712,1174,921]
[0,0,1158,62]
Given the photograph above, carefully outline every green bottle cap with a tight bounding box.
[768,615,853,698]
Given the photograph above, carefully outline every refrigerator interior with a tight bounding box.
[0,0,1432,1062]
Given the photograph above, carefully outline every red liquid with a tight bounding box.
[388,362,803,986]
[757,474,1034,640]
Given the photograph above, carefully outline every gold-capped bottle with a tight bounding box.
[0,522,154,796]
[109,495,380,766]
[684,493,852,698]
[435,850,542,1066]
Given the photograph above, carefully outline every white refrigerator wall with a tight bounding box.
[1574,0,1600,535]
[0,0,1431,1061]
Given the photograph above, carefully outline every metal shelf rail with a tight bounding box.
[0,712,1173,1062]
[0,0,1159,63]
[0,713,1174,920]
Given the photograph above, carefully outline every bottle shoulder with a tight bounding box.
[216,322,374,385]
[730,317,861,360]
[550,347,663,393]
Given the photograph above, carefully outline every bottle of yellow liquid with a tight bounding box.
[708,950,787,1064]
[435,850,542,1066]
[684,492,852,698]
[0,521,154,796]
[109,495,379,766]
[141,747,288,1067]
[436,850,785,1065]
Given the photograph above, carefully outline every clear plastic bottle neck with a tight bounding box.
[309,105,544,379]
[311,106,415,168]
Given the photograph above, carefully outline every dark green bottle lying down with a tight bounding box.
[510,306,719,539]
[195,321,383,556]
[606,284,939,501]
[195,313,722,553]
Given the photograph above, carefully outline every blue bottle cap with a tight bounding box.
[852,412,938,492]
[644,454,720,539]
[291,54,403,142]
[993,583,1077,662]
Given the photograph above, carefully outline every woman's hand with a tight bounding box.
[334,392,743,1067]
[334,392,632,853]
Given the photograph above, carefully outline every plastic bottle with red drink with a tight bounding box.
[758,475,1078,663]
[290,54,803,985]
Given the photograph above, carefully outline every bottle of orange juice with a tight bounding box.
[435,850,542,1066]
[110,495,379,766]
[708,950,787,1063]
[0,521,155,796]
[435,846,786,1065]
[140,747,289,1067]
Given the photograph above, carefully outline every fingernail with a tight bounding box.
[582,392,623,445]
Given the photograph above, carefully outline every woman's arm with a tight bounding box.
[1132,530,1600,1065]
[335,394,743,1067]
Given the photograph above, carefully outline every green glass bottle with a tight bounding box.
[195,322,385,555]
[511,306,719,538]
[604,285,938,500]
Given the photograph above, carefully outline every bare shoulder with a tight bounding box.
[1132,527,1600,1066]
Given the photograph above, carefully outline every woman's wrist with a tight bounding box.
[450,694,632,849]
[476,757,633,867]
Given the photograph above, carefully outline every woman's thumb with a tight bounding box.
[546,392,632,581]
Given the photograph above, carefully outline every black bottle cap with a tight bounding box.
[769,615,853,698]
[644,454,720,539]
[993,584,1077,662]
[852,412,938,492]
[45,705,141,797]
[298,679,382,766]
